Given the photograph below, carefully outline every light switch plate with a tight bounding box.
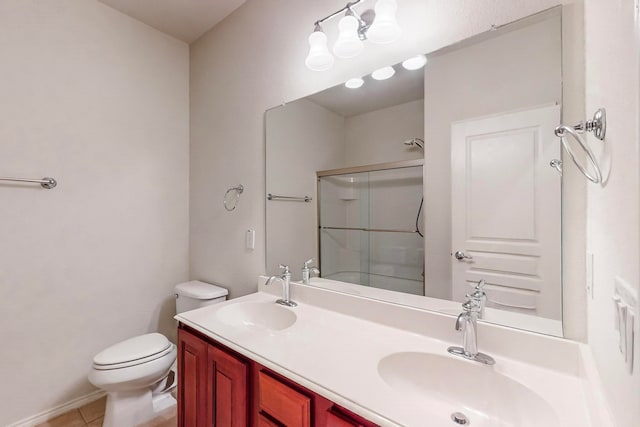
[615,276,638,308]
[246,229,255,250]
[614,276,637,374]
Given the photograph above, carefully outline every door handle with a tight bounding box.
[454,251,473,260]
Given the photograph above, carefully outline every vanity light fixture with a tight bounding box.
[366,0,401,44]
[371,66,395,80]
[333,15,364,58]
[305,24,335,71]
[345,77,365,88]
[305,0,401,71]
[402,54,427,70]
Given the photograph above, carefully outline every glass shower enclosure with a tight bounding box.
[317,160,424,295]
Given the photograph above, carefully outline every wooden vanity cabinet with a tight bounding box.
[178,327,249,427]
[178,325,378,427]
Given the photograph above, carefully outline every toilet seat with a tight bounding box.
[93,333,172,370]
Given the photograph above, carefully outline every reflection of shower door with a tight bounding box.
[451,105,561,319]
[318,163,424,295]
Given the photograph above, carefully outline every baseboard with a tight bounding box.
[7,390,106,427]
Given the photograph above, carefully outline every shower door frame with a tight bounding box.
[316,158,424,287]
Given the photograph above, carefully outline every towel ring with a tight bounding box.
[224,184,244,211]
[554,108,606,184]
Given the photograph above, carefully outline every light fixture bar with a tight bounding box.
[313,0,365,27]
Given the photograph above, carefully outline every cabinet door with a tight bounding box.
[178,328,209,427]
[207,345,249,426]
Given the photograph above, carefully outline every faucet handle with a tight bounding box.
[469,280,487,301]
[278,264,290,275]
[303,258,314,268]
[462,294,481,313]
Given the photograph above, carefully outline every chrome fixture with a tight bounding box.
[403,138,424,151]
[266,265,297,307]
[301,259,320,285]
[549,159,563,175]
[454,250,472,261]
[554,108,606,183]
[451,412,469,425]
[448,295,495,365]
[267,193,312,202]
[469,279,487,319]
[0,176,57,189]
[305,0,401,71]
[223,184,244,211]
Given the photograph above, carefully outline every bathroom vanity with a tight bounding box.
[175,280,613,427]
[178,325,377,427]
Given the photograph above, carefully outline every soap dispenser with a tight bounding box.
[301,258,320,285]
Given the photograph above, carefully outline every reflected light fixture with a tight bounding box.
[402,54,427,70]
[345,77,365,88]
[371,66,395,80]
[305,0,401,71]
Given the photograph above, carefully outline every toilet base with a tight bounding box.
[102,387,176,427]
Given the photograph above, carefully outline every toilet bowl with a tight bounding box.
[88,333,177,427]
[88,281,228,427]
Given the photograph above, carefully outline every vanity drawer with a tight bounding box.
[258,370,311,427]
[326,410,363,427]
[257,413,282,427]
[325,406,377,427]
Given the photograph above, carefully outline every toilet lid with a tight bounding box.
[93,333,171,367]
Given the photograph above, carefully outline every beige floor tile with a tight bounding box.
[86,416,104,427]
[35,410,86,427]
[136,407,176,427]
[79,396,107,423]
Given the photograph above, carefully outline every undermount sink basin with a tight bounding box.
[377,352,559,427]
[216,302,297,331]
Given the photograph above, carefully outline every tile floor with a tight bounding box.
[34,396,177,427]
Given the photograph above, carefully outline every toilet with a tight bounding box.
[88,281,228,427]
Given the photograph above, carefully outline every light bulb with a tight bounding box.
[371,66,395,80]
[402,54,427,70]
[305,31,334,71]
[367,0,401,44]
[333,15,364,59]
[345,78,364,89]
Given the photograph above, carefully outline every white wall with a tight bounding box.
[344,99,424,166]
[423,15,562,300]
[0,1,189,425]
[189,0,569,298]
[584,1,640,425]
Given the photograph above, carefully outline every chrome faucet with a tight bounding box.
[469,279,487,319]
[266,265,297,307]
[301,258,320,285]
[447,295,495,365]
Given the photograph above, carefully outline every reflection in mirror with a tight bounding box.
[266,8,563,336]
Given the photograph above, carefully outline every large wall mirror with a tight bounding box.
[266,8,564,336]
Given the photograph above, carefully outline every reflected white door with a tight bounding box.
[451,105,561,320]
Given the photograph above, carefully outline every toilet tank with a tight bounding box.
[175,281,228,314]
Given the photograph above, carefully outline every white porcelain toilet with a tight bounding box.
[88,281,228,427]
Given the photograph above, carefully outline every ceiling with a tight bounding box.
[307,65,424,118]
[98,0,246,43]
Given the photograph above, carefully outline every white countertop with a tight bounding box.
[176,281,612,427]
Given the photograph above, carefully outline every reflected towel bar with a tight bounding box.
[0,176,57,189]
[267,193,312,202]
[320,226,419,234]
